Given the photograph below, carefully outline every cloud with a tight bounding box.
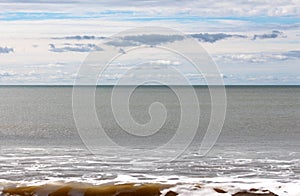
[0,70,16,77]
[283,50,300,58]
[1,0,299,18]
[215,51,300,63]
[242,75,300,83]
[106,33,248,46]
[24,63,66,68]
[124,34,184,45]
[0,46,14,54]
[53,35,105,40]
[105,31,286,47]
[49,43,102,52]
[246,75,278,81]
[118,48,126,54]
[105,39,139,47]
[106,34,184,47]
[191,33,247,43]
[252,30,285,40]
[150,60,181,66]
[190,31,288,43]
[0,68,77,84]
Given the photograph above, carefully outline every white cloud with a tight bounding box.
[24,63,66,68]
[150,60,181,66]
[214,51,300,63]
[49,43,103,53]
[0,70,16,77]
[0,67,77,84]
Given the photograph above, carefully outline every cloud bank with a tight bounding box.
[191,33,247,43]
[53,35,105,40]
[106,34,184,47]
[252,30,285,40]
[83,30,287,48]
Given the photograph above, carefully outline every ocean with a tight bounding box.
[0,86,299,196]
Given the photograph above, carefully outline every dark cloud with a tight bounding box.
[189,31,286,43]
[50,31,289,51]
[106,33,248,46]
[53,35,105,40]
[252,30,284,40]
[106,34,184,47]
[284,50,300,58]
[105,39,139,47]
[123,34,184,45]
[118,48,126,54]
[105,31,288,46]
[0,46,14,54]
[190,33,247,43]
[49,43,102,52]
[65,35,96,40]
[84,31,289,49]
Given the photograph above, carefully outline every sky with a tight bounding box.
[0,0,299,85]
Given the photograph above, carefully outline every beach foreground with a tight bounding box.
[1,181,297,196]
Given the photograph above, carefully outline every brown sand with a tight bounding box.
[232,191,278,196]
[2,183,171,196]
[2,183,279,196]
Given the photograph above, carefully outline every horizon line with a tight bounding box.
[0,84,299,87]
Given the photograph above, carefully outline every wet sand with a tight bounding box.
[1,182,279,196]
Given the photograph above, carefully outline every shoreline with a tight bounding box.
[1,182,278,196]
[1,179,299,196]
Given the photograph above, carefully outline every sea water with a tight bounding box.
[0,86,299,195]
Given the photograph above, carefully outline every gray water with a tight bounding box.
[0,86,299,183]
